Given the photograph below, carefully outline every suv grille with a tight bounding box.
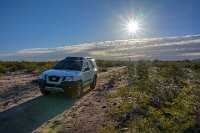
[49,76,60,82]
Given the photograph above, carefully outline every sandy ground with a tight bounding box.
[0,67,125,133]
[0,71,40,112]
[35,67,126,133]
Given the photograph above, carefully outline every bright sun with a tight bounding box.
[127,21,139,34]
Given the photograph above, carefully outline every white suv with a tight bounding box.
[38,57,97,98]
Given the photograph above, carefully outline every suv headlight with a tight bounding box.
[39,73,46,79]
[63,76,73,81]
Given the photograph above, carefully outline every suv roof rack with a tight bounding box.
[65,57,84,60]
[85,57,93,59]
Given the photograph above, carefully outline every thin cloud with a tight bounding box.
[179,52,200,56]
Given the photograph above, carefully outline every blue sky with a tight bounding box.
[0,0,200,53]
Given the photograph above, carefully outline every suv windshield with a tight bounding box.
[53,60,82,71]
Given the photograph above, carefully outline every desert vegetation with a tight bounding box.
[102,60,200,133]
[0,61,56,74]
[0,60,200,133]
[0,60,127,75]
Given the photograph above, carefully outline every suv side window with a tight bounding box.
[83,61,90,71]
[88,60,94,69]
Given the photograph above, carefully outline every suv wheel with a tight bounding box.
[40,86,51,95]
[71,81,83,99]
[90,76,97,89]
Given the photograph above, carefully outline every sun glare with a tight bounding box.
[121,14,143,36]
[127,21,139,34]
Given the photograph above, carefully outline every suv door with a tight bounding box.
[82,60,91,85]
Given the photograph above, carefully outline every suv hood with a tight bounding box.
[44,69,81,77]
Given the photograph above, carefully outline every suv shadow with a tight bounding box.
[0,93,75,133]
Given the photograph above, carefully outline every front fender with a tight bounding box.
[73,73,82,81]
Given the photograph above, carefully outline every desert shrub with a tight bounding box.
[147,85,199,133]
[22,62,35,72]
[37,61,56,73]
[108,85,199,133]
[125,60,149,87]
[100,123,118,133]
[0,64,6,74]
[96,60,126,68]
[126,62,135,75]
[191,62,200,70]
[125,62,136,87]
[107,71,121,87]
[9,61,26,71]
[98,67,108,72]
[0,61,14,68]
[136,60,149,81]
[193,69,200,80]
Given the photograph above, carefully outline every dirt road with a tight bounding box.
[0,67,125,133]
[36,67,126,133]
[0,71,40,112]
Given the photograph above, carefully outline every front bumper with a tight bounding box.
[38,79,78,90]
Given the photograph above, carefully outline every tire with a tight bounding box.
[70,81,83,99]
[90,76,97,89]
[40,86,51,95]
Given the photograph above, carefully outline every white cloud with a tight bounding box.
[0,34,200,61]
